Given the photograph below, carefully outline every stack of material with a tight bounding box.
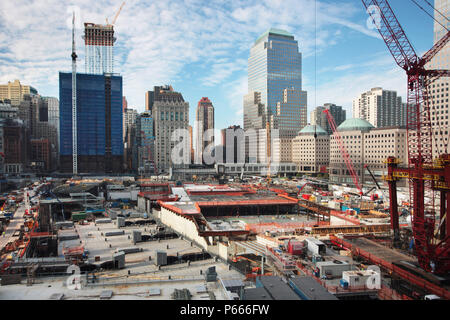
[171,289,192,300]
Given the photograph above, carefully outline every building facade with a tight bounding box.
[329,118,408,187]
[153,86,189,173]
[244,28,307,164]
[0,80,37,106]
[195,97,214,164]
[352,87,406,128]
[311,104,346,135]
[136,111,156,175]
[292,125,329,175]
[428,0,450,158]
[83,23,115,74]
[59,72,123,174]
[274,88,307,138]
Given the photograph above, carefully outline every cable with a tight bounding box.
[410,0,449,32]
[421,0,450,22]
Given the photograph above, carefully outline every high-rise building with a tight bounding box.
[0,118,27,174]
[83,23,116,74]
[153,86,189,173]
[352,88,406,128]
[221,125,243,164]
[244,28,306,163]
[44,97,60,155]
[311,104,346,135]
[274,88,307,137]
[134,111,155,175]
[0,101,18,119]
[123,108,138,172]
[145,86,180,112]
[123,108,137,141]
[59,72,123,173]
[0,80,37,106]
[188,125,194,164]
[428,0,450,157]
[30,95,58,171]
[248,28,303,115]
[195,97,214,164]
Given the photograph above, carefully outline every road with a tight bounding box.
[0,187,37,251]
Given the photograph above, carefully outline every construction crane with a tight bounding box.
[324,109,364,196]
[71,12,78,176]
[363,0,450,274]
[106,2,126,26]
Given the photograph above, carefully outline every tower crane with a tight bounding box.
[363,0,450,274]
[71,12,78,176]
[324,109,364,196]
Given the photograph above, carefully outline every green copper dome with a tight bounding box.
[299,125,328,136]
[337,118,375,132]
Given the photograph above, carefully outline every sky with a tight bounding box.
[0,0,437,131]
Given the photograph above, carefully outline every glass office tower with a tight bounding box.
[59,72,123,173]
[248,28,303,116]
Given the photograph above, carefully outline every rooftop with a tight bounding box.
[255,28,294,45]
[299,125,328,136]
[337,118,375,132]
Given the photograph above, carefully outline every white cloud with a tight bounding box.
[0,0,388,115]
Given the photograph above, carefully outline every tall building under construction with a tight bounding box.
[83,23,116,75]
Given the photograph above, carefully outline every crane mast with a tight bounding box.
[324,109,364,196]
[71,12,78,176]
[363,0,450,274]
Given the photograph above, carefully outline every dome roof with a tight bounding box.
[337,118,374,132]
[299,125,328,136]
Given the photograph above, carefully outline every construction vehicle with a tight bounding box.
[364,0,450,274]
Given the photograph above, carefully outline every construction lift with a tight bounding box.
[363,0,450,274]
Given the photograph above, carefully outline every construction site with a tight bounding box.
[0,0,449,302]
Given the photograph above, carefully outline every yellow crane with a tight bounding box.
[106,1,126,26]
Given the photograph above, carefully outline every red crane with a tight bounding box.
[363,0,450,274]
[324,110,364,196]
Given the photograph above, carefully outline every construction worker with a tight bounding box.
[2,231,6,237]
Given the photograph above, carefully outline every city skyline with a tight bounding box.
[0,0,436,131]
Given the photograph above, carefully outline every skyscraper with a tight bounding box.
[244,28,306,163]
[83,23,116,74]
[311,103,346,135]
[153,86,189,173]
[352,88,406,128]
[59,72,123,173]
[248,28,303,115]
[195,97,214,164]
[136,111,155,175]
[0,80,37,106]
[428,0,450,157]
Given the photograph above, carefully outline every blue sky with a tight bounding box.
[0,0,436,131]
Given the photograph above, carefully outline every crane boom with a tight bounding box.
[362,0,418,71]
[324,109,363,195]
